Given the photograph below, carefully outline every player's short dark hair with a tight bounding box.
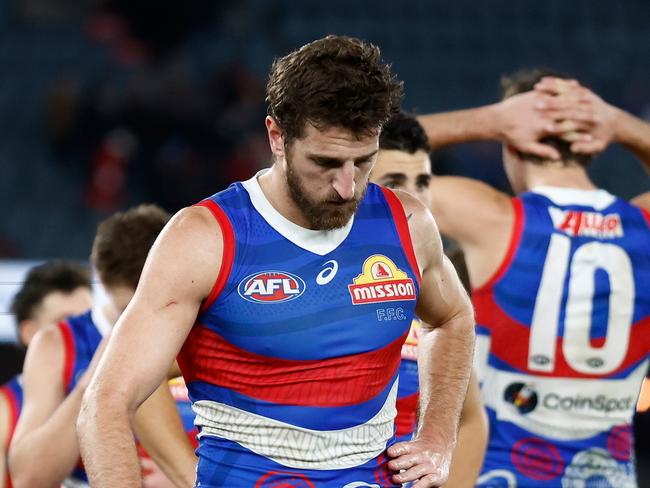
[10,261,92,324]
[266,35,403,145]
[91,204,170,290]
[501,67,593,167]
[379,112,431,154]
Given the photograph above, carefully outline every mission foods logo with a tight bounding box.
[348,255,416,305]
[238,271,306,303]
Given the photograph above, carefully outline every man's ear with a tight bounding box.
[265,116,286,157]
[18,319,38,347]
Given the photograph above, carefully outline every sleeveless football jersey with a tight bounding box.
[474,187,650,488]
[178,173,421,487]
[1,375,22,488]
[395,319,420,442]
[57,309,107,488]
[168,376,199,448]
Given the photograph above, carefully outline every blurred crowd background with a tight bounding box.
[1,0,649,260]
[0,0,649,481]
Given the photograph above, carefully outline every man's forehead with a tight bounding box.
[375,148,432,175]
[298,123,379,151]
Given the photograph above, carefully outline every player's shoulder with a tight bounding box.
[159,205,226,250]
[386,188,438,232]
[21,324,66,383]
[28,324,65,358]
[630,191,650,214]
[432,176,512,210]
[386,188,443,267]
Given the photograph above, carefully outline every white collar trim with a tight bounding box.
[241,169,354,256]
[531,186,616,211]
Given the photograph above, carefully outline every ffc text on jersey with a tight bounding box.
[348,255,416,305]
[238,271,306,303]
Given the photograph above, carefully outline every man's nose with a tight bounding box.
[332,162,356,200]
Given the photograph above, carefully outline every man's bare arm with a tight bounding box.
[386,191,475,488]
[8,327,86,488]
[416,92,593,160]
[443,370,488,488]
[133,381,197,487]
[77,206,221,487]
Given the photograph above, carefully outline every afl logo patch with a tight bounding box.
[238,271,306,304]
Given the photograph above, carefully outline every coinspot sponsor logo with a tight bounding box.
[504,382,539,414]
[238,271,306,304]
[543,393,633,413]
[504,382,634,416]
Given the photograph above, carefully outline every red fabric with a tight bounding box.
[194,200,236,313]
[57,321,76,391]
[394,392,419,436]
[1,387,19,488]
[180,324,407,407]
[474,290,650,378]
[639,206,650,229]
[380,188,422,285]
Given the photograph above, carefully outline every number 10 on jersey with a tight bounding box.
[528,233,635,375]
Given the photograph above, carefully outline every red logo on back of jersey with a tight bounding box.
[238,271,306,303]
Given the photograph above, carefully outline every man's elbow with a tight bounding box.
[77,381,130,441]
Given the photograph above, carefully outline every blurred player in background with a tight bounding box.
[9,205,197,488]
[371,113,487,487]
[415,68,650,487]
[78,35,475,488]
[0,261,92,488]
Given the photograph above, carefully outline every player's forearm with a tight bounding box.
[8,386,85,488]
[133,382,196,488]
[415,312,475,451]
[443,399,488,487]
[0,447,7,488]
[611,108,650,173]
[417,105,500,149]
[77,386,142,487]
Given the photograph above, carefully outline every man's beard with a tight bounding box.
[285,159,367,230]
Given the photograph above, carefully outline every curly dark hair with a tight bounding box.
[266,35,403,145]
[11,261,91,324]
[501,67,593,167]
[91,204,170,289]
[379,112,431,154]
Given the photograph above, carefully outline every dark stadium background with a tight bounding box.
[0,0,648,483]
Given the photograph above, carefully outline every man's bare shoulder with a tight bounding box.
[21,325,66,391]
[389,189,443,271]
[431,176,512,216]
[166,205,224,239]
[630,191,650,212]
[28,325,65,362]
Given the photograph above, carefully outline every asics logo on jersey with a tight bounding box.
[238,271,306,303]
[316,260,339,285]
[348,255,416,305]
[549,207,623,238]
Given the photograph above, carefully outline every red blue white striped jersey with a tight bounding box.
[474,187,650,488]
[58,310,104,487]
[1,375,22,488]
[395,319,420,442]
[178,174,421,487]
